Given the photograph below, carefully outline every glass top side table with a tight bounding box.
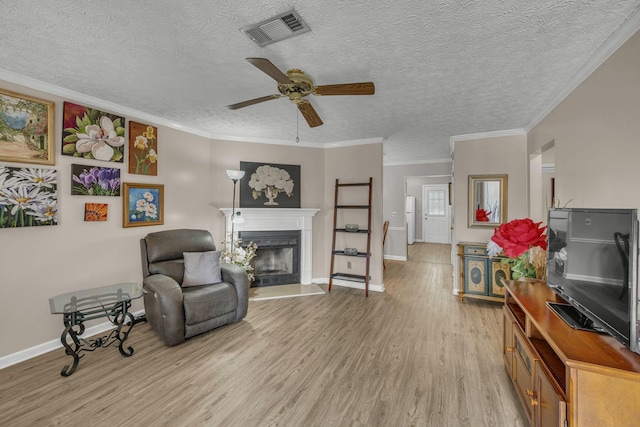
[49,282,145,376]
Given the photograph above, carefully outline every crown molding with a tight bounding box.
[207,132,325,148]
[0,67,216,139]
[324,137,385,148]
[383,158,452,167]
[525,8,640,132]
[450,128,527,143]
[0,67,384,150]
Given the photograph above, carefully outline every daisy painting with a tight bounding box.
[0,166,58,228]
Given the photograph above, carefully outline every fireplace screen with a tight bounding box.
[239,230,300,287]
[254,247,294,277]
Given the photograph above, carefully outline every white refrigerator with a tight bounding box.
[406,196,416,244]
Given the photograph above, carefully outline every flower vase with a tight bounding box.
[264,187,279,206]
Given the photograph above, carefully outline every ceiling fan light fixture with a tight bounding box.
[241,9,311,47]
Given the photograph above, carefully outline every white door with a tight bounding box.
[422,184,451,244]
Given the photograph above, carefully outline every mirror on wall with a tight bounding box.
[468,175,508,227]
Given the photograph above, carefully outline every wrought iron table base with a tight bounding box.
[60,301,136,377]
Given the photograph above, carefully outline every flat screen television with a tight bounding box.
[546,208,639,355]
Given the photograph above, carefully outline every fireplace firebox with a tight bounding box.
[239,230,301,287]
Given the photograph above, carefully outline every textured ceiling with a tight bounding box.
[1,1,639,164]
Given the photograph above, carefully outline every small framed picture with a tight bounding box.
[0,89,55,165]
[122,182,164,228]
[128,121,158,175]
[84,203,108,222]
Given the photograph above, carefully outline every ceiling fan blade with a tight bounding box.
[246,58,291,84]
[226,94,282,110]
[298,102,323,128]
[314,82,375,96]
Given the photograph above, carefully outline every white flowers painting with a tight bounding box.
[0,166,58,228]
[122,182,164,228]
[240,162,300,208]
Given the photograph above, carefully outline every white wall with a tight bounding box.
[406,175,451,242]
[0,77,383,360]
[324,144,384,291]
[528,28,640,211]
[382,161,452,260]
[453,134,528,244]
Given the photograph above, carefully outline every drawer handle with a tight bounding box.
[526,389,539,406]
[506,346,515,353]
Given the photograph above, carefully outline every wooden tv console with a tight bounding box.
[503,280,640,426]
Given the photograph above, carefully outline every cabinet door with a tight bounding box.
[491,259,510,297]
[533,360,567,427]
[464,257,488,295]
[512,327,535,423]
[503,307,515,379]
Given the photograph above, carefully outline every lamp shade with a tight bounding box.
[226,169,245,181]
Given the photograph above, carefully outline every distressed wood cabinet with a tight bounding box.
[457,242,510,302]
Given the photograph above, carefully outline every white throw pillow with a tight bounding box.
[182,251,222,287]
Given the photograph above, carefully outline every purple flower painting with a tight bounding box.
[71,164,121,196]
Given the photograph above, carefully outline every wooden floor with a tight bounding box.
[0,243,526,426]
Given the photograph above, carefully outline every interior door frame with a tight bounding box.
[422,183,452,244]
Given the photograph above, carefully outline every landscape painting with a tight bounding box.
[62,101,125,163]
[0,89,55,165]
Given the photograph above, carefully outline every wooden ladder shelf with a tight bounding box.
[329,177,373,297]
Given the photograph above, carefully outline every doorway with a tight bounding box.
[422,184,451,244]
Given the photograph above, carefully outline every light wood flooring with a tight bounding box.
[0,243,526,426]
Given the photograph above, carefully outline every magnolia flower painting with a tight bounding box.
[0,166,57,228]
[128,121,158,176]
[71,164,120,196]
[239,161,300,208]
[61,102,125,162]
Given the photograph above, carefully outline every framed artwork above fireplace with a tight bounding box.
[239,161,300,208]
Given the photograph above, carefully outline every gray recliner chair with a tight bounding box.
[140,229,248,346]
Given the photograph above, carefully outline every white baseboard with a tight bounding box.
[415,239,424,243]
[313,278,385,293]
[384,255,407,262]
[0,310,145,370]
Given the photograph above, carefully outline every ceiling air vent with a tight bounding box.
[242,9,311,47]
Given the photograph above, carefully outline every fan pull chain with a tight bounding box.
[296,108,300,143]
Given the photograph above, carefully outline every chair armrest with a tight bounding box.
[143,274,185,346]
[220,263,249,321]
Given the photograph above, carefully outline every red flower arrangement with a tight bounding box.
[488,218,547,279]
[475,208,491,222]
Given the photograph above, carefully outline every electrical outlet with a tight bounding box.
[347,261,352,269]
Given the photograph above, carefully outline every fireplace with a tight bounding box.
[239,230,300,287]
[220,208,319,285]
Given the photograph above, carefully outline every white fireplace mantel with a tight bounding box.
[220,208,320,284]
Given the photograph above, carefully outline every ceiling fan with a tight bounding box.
[226,58,375,128]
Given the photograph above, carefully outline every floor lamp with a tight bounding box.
[226,169,245,250]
